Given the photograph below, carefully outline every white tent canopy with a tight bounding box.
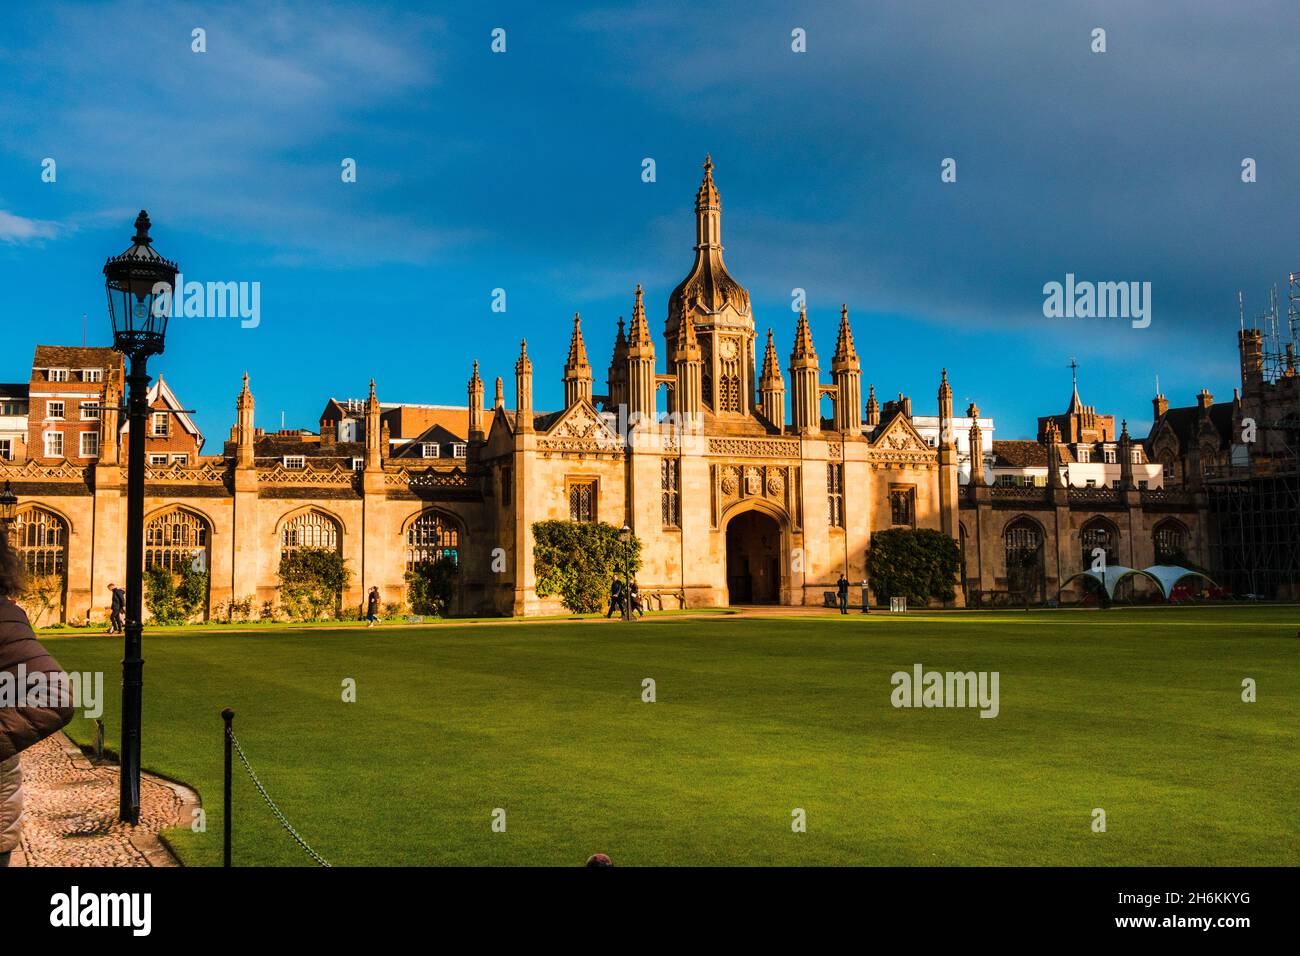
[1060,566,1160,599]
[1060,565,1220,601]
[1142,565,1219,599]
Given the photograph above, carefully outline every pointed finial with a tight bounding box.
[760,327,782,380]
[791,307,817,361]
[133,210,153,245]
[628,284,653,350]
[833,305,857,364]
[675,305,699,355]
[696,155,720,209]
[567,313,590,367]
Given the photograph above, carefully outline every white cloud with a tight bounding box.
[0,211,60,244]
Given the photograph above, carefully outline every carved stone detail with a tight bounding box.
[708,437,800,458]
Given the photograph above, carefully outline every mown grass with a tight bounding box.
[45,606,1299,866]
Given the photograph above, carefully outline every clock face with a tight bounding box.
[718,338,738,361]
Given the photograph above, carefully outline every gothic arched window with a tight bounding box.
[145,507,210,572]
[13,506,67,576]
[1080,518,1118,571]
[406,511,460,570]
[1153,520,1188,564]
[1004,517,1045,600]
[281,509,341,559]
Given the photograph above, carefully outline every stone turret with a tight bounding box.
[626,284,657,426]
[673,308,703,424]
[563,313,593,408]
[98,369,121,466]
[514,340,533,433]
[865,383,879,428]
[607,316,628,412]
[789,308,820,435]
[966,401,984,487]
[364,378,382,470]
[236,372,255,469]
[1118,419,1134,489]
[468,360,485,441]
[758,328,785,429]
[830,305,861,433]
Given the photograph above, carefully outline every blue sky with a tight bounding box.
[1,0,1296,443]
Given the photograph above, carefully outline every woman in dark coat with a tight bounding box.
[0,534,75,866]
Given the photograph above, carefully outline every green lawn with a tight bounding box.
[43,606,1299,866]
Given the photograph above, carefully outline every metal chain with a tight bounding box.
[226,727,332,867]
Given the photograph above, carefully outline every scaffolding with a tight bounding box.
[1207,271,1300,598]
[1206,468,1300,599]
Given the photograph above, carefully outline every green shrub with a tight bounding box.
[405,555,458,616]
[865,528,961,607]
[21,574,66,626]
[533,520,640,614]
[145,564,210,624]
[277,548,350,621]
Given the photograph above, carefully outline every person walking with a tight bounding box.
[836,574,850,615]
[365,586,381,627]
[606,578,624,619]
[628,581,645,618]
[106,583,126,634]
[1,534,75,868]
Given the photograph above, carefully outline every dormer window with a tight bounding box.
[283,455,306,469]
[82,368,103,383]
[452,443,466,458]
[47,368,69,382]
[421,442,439,459]
[1076,448,1090,464]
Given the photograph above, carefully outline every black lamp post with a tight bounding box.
[103,210,178,824]
[620,525,632,622]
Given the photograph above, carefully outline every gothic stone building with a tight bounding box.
[1,159,1217,622]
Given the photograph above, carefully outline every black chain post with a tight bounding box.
[222,708,234,868]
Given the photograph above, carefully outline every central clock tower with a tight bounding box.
[666,156,757,417]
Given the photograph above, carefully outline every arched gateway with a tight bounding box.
[724,508,784,605]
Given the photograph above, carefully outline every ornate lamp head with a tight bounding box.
[104,210,179,360]
[0,480,16,525]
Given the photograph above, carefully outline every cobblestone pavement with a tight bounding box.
[13,733,195,867]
